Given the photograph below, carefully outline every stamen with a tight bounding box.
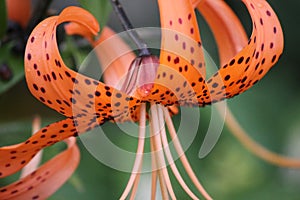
[150,104,176,199]
[218,104,300,168]
[129,168,141,200]
[157,105,198,199]
[120,103,146,200]
[163,107,212,200]
[150,134,168,200]
[150,133,158,200]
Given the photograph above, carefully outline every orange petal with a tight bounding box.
[6,0,31,28]
[0,118,80,177]
[64,22,95,44]
[146,0,206,106]
[0,137,80,200]
[25,6,140,123]
[203,0,283,103]
[197,0,248,66]
[191,0,202,7]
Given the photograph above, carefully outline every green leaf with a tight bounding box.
[0,43,24,95]
[0,0,7,38]
[79,0,112,29]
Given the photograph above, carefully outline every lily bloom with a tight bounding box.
[0,0,284,199]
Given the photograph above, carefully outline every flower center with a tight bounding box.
[119,103,212,199]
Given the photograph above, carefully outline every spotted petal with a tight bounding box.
[0,6,144,177]
[145,0,206,106]
[0,118,82,177]
[203,0,284,103]
[0,137,79,200]
[25,6,141,123]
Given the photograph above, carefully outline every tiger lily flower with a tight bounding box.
[0,0,284,199]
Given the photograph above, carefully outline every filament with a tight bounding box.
[150,104,176,199]
[150,126,158,200]
[217,103,300,168]
[120,103,146,200]
[157,105,199,199]
[163,107,212,200]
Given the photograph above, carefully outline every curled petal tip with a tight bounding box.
[59,6,100,36]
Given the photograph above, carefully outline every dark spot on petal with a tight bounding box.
[224,75,230,81]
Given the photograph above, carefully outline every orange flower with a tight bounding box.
[0,0,284,199]
[6,0,31,28]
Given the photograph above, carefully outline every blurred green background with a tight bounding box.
[0,0,300,199]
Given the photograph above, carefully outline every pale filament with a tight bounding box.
[20,115,43,178]
[163,107,212,200]
[150,121,166,200]
[120,103,213,199]
[129,166,141,200]
[120,103,146,200]
[157,105,198,199]
[150,104,176,199]
[217,103,300,168]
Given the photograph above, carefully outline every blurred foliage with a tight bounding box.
[0,44,24,95]
[0,0,7,38]
[1,0,300,199]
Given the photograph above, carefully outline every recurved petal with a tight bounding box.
[0,118,82,177]
[64,22,95,44]
[197,0,248,66]
[25,6,140,123]
[0,137,79,200]
[203,0,283,103]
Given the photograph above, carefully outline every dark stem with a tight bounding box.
[25,0,53,37]
[110,0,151,56]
